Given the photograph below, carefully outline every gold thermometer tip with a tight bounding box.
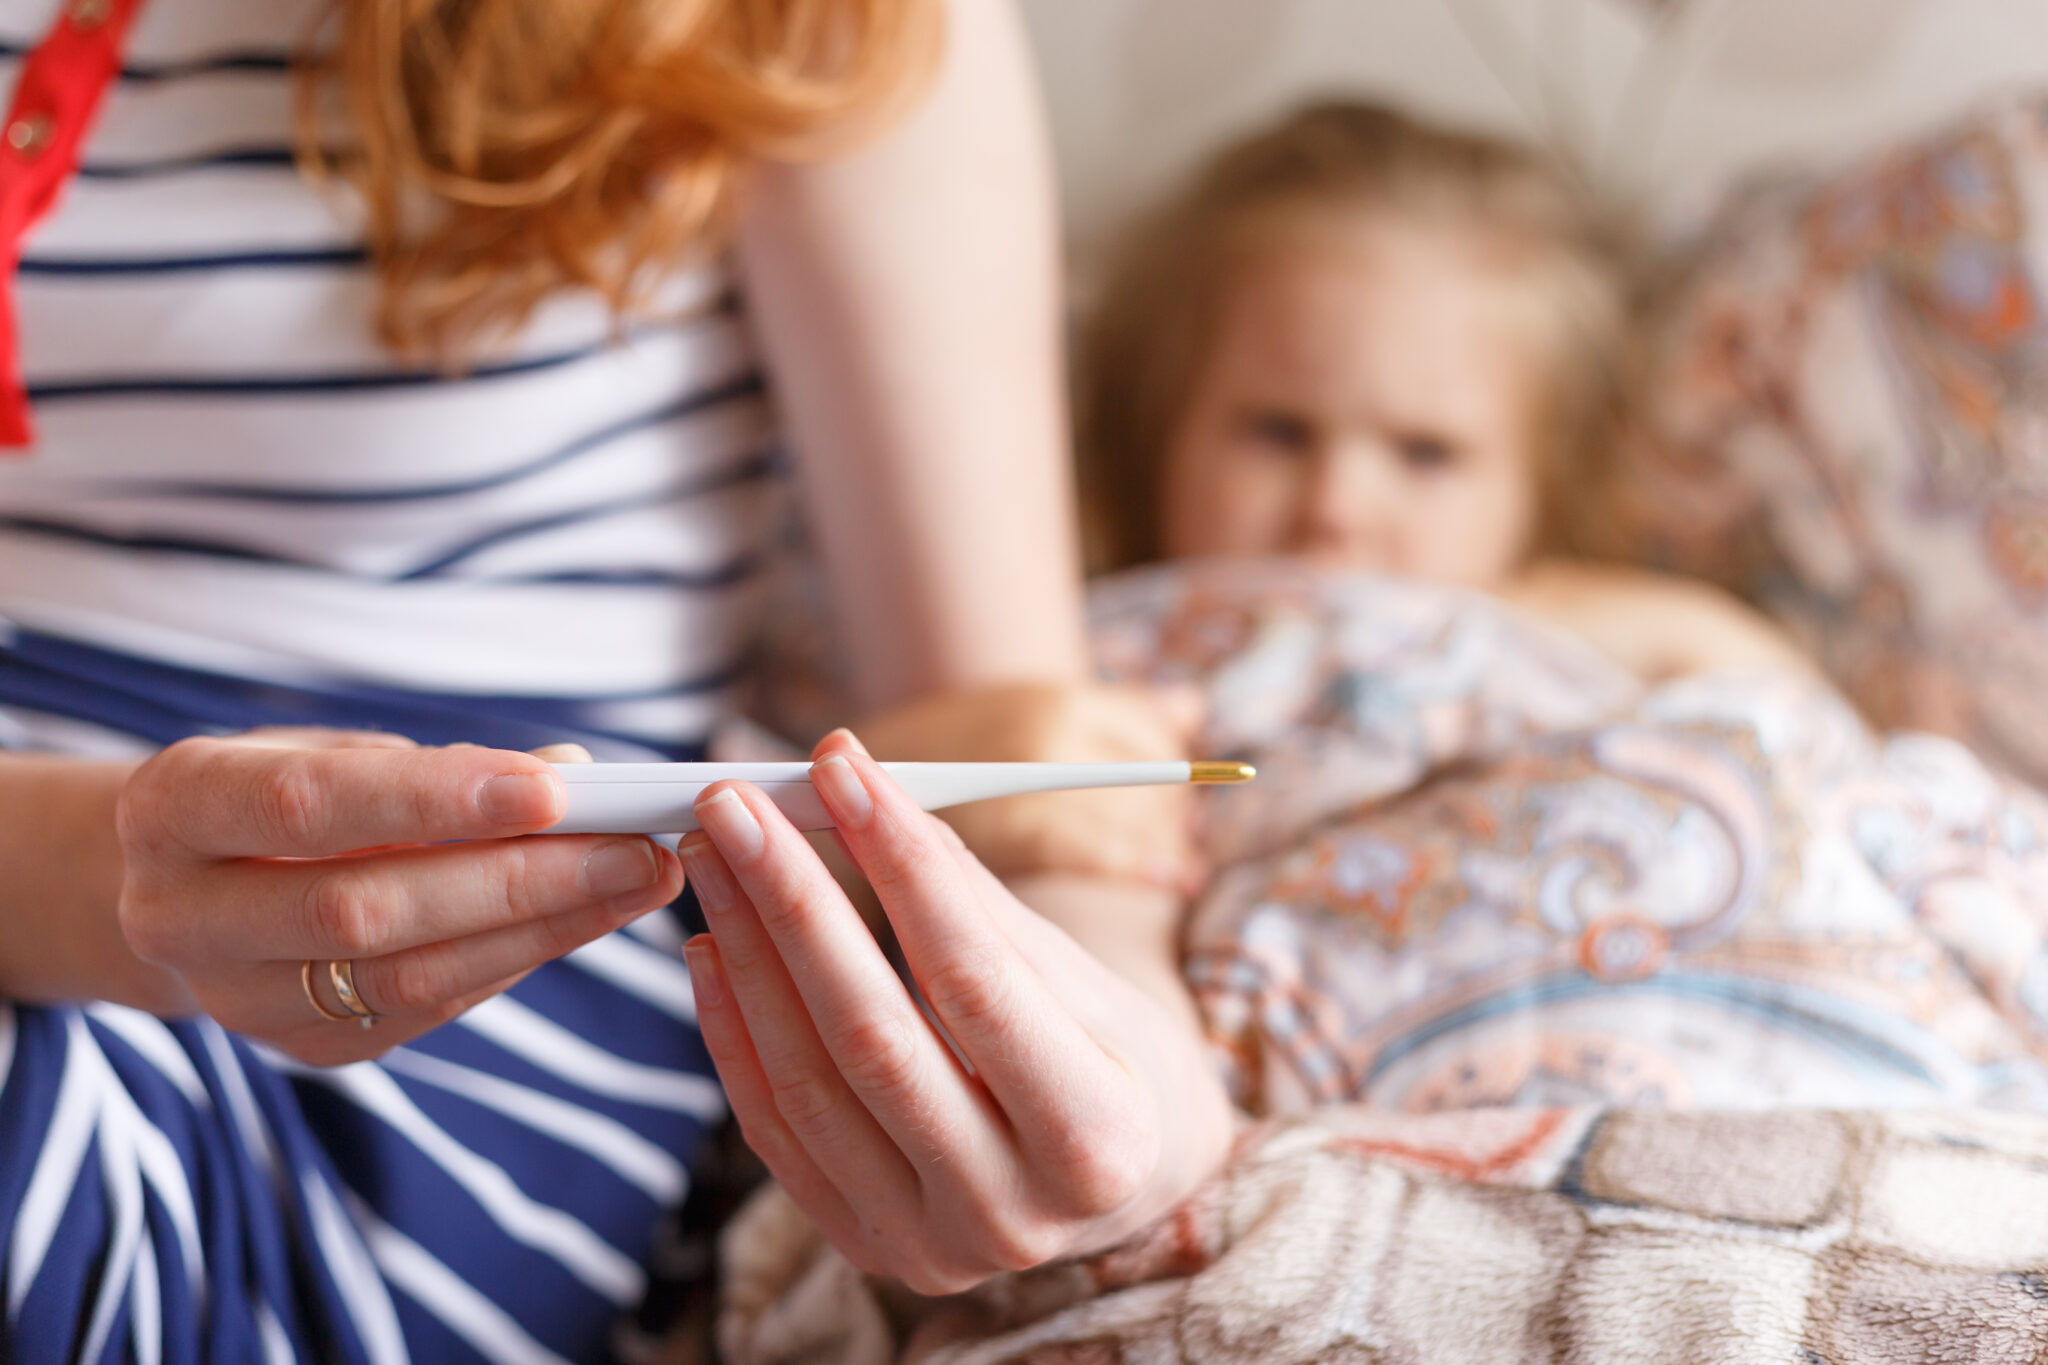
[1189,760,1256,785]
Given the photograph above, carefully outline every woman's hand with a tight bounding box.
[681,730,1236,1293]
[115,729,682,1066]
[854,682,1206,890]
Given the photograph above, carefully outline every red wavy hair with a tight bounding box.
[298,0,943,359]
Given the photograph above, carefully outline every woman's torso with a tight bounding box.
[0,0,782,756]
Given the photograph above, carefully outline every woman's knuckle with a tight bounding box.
[404,756,451,830]
[699,1017,752,1070]
[112,778,160,856]
[866,832,947,898]
[117,740,212,854]
[897,1259,984,1298]
[711,931,770,982]
[733,1113,803,1172]
[303,868,386,957]
[1039,1120,1152,1218]
[254,756,327,848]
[983,1217,1063,1274]
[495,841,542,921]
[768,1072,841,1142]
[532,907,592,960]
[749,882,815,938]
[115,890,177,965]
[918,951,1013,1030]
[423,991,478,1027]
[832,1013,921,1100]
[896,1268,952,1298]
[888,1261,939,1296]
[151,735,219,780]
[377,950,446,1014]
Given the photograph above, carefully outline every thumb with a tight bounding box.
[529,742,595,765]
[229,726,418,751]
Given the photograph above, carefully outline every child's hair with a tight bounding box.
[1075,100,1628,573]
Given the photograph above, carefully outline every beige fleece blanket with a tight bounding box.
[720,1104,2048,1364]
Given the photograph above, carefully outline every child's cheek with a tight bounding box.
[1216,447,1299,556]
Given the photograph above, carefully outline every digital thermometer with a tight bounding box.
[550,760,1255,834]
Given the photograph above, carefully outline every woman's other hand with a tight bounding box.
[114,729,682,1066]
[854,682,1206,891]
[681,730,1235,1292]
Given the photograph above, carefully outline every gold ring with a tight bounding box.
[301,959,357,1025]
[329,959,379,1029]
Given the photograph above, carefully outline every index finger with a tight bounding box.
[125,738,566,860]
[798,752,1130,1110]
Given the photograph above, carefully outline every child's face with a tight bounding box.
[1159,221,1542,588]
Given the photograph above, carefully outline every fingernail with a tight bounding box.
[679,833,735,913]
[530,742,593,765]
[810,753,873,829]
[480,771,560,825]
[693,787,764,861]
[825,727,872,758]
[582,838,660,899]
[684,937,725,1008]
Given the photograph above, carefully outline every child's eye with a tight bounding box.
[1397,434,1458,472]
[1240,409,1315,454]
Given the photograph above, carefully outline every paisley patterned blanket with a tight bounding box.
[718,561,2048,1362]
[1092,562,2048,1117]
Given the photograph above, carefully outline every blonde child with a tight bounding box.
[1078,101,1808,682]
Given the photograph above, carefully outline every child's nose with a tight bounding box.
[1296,442,1400,565]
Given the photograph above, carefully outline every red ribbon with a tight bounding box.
[0,0,148,450]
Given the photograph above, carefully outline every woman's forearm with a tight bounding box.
[0,754,193,1013]
[737,0,1084,712]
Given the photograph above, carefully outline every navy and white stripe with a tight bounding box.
[0,0,764,1356]
[1,947,726,1364]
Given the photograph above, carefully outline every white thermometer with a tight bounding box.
[550,760,1255,834]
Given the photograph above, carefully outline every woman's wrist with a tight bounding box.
[0,753,194,1013]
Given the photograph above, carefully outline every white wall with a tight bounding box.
[1018,0,2048,274]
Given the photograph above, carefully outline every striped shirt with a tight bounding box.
[0,0,771,1358]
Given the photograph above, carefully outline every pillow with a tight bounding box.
[1614,91,2048,785]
